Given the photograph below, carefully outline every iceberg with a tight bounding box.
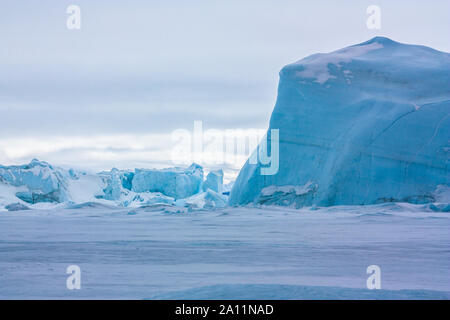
[131,163,203,199]
[230,37,450,207]
[121,191,175,207]
[97,168,133,201]
[0,159,70,204]
[0,160,213,210]
[257,182,318,207]
[203,169,224,193]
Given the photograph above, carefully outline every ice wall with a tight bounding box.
[230,37,450,207]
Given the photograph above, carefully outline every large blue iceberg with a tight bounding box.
[230,37,450,207]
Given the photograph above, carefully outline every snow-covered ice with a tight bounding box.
[0,203,449,299]
[294,41,384,84]
[230,37,450,207]
[0,159,71,205]
[0,160,226,211]
[203,170,224,194]
[182,189,228,209]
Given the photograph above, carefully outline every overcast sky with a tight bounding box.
[1,0,449,177]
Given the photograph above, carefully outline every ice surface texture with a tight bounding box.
[230,37,450,207]
[0,203,449,299]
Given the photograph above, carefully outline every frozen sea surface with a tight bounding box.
[0,203,449,299]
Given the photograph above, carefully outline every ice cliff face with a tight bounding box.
[203,170,224,193]
[131,164,203,199]
[230,37,450,207]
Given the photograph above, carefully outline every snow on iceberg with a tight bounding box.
[66,171,106,203]
[257,182,318,207]
[97,168,133,201]
[0,159,108,210]
[121,192,175,208]
[0,159,70,205]
[230,37,450,207]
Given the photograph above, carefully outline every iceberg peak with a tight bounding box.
[363,36,397,45]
